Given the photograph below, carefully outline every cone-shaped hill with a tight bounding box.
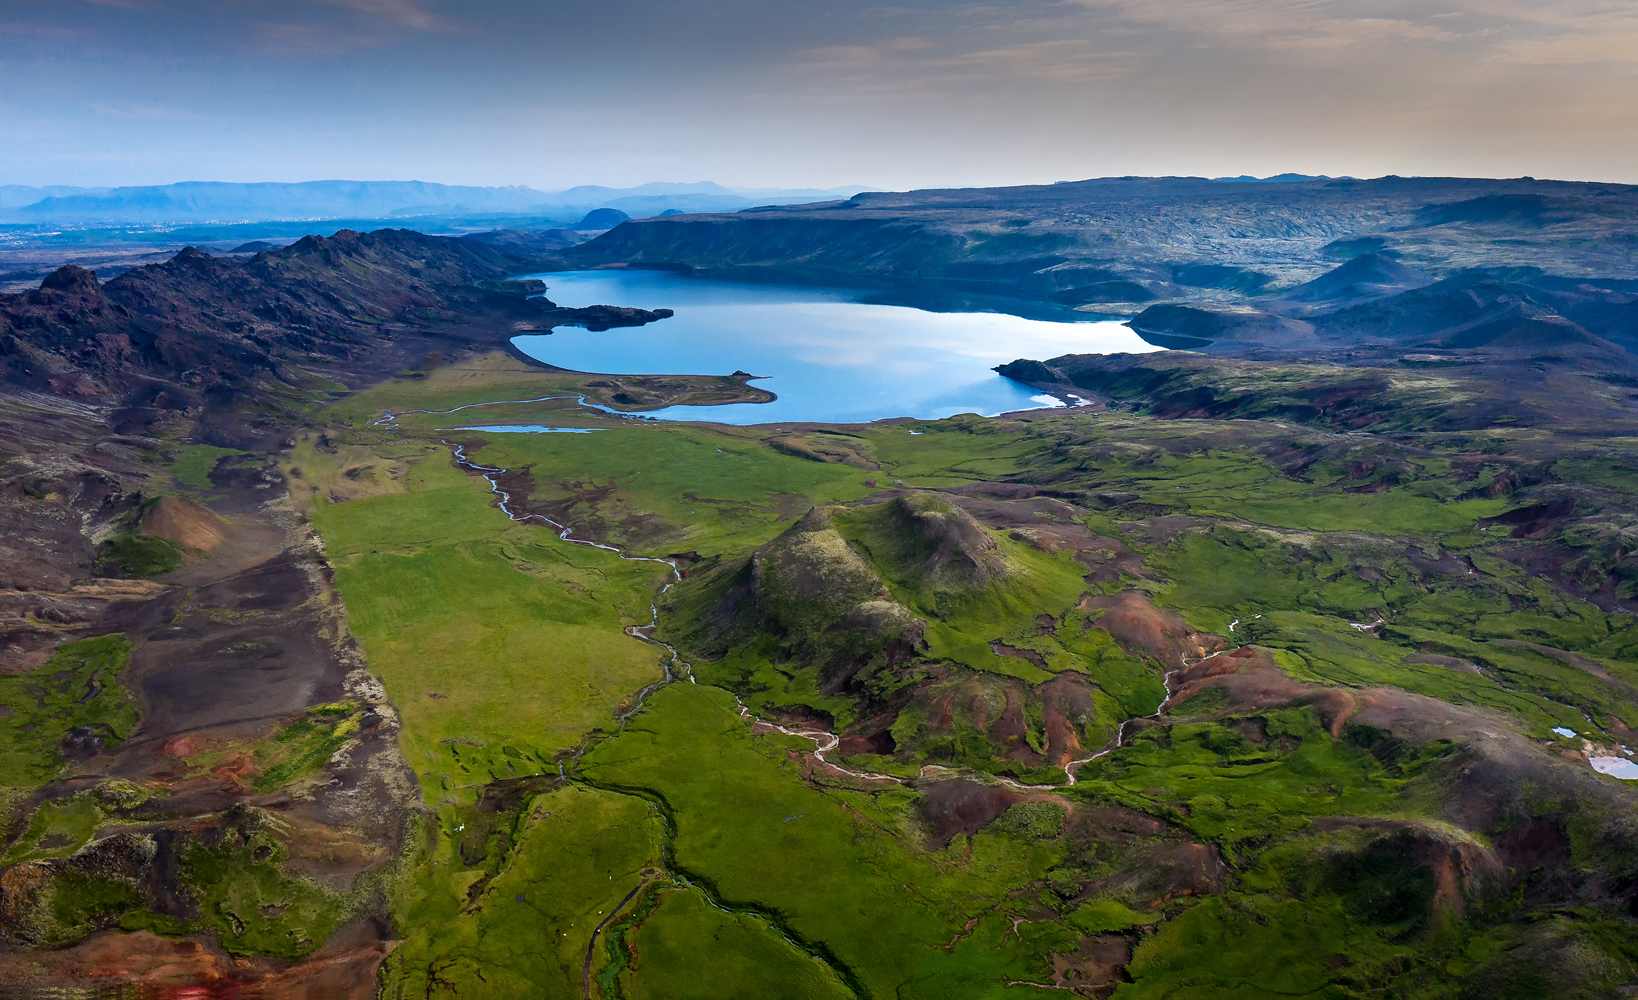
[749,507,883,635]
[858,493,1012,592]
[663,493,1090,706]
[669,506,924,695]
[1276,252,1428,305]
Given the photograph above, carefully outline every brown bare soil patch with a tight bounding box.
[1493,815,1570,872]
[141,495,226,552]
[1093,842,1227,908]
[1080,591,1225,668]
[1050,934,1132,996]
[162,735,198,757]
[988,687,1039,764]
[917,777,1020,845]
[836,729,896,755]
[1069,803,1173,843]
[836,705,901,756]
[989,639,1046,669]
[1038,673,1095,764]
[1169,645,1359,735]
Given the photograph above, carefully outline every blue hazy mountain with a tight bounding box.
[0,184,113,210]
[0,180,867,225]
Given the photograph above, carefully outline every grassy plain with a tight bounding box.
[295,363,1638,998]
[294,432,669,805]
[385,784,665,997]
[168,443,246,489]
[615,888,856,1000]
[580,683,1071,999]
[470,422,880,555]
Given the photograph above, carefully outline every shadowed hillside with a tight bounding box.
[0,229,670,439]
[549,175,1638,363]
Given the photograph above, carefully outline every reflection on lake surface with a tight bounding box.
[511,270,1162,424]
[455,425,603,434]
[1591,755,1638,779]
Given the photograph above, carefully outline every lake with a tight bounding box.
[510,270,1161,424]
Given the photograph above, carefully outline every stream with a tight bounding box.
[431,428,1191,791]
[437,439,870,995]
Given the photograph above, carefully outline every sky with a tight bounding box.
[3,0,1637,190]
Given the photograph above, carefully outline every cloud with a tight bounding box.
[87,100,206,120]
[0,20,85,41]
[1256,17,1458,50]
[1067,0,1638,65]
[1501,31,1638,64]
[251,21,386,56]
[1065,0,1468,49]
[240,0,453,56]
[304,0,451,32]
[936,39,1136,81]
[793,34,1134,92]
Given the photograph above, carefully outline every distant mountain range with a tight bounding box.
[0,180,866,225]
[553,174,1638,359]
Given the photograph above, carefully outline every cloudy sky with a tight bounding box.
[3,0,1636,189]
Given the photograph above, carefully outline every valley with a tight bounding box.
[290,361,1638,995]
[2,176,1638,997]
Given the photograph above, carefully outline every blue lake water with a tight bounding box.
[510,270,1161,424]
[455,425,602,434]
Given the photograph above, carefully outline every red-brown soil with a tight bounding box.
[1169,645,1358,735]
[1038,673,1095,764]
[1,919,389,997]
[917,777,1021,845]
[1079,591,1226,668]
[140,495,227,552]
[988,686,1039,764]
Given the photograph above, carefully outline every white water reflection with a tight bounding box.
[1590,756,1638,779]
[454,425,603,434]
[512,270,1160,424]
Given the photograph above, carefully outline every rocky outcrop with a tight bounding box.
[0,229,598,430]
[537,304,673,332]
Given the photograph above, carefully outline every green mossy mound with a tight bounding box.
[0,635,138,797]
[94,533,181,578]
[4,807,355,958]
[673,506,929,690]
[876,493,1012,590]
[751,507,883,634]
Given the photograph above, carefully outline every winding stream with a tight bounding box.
[433,430,1186,791]
[418,428,1225,997]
